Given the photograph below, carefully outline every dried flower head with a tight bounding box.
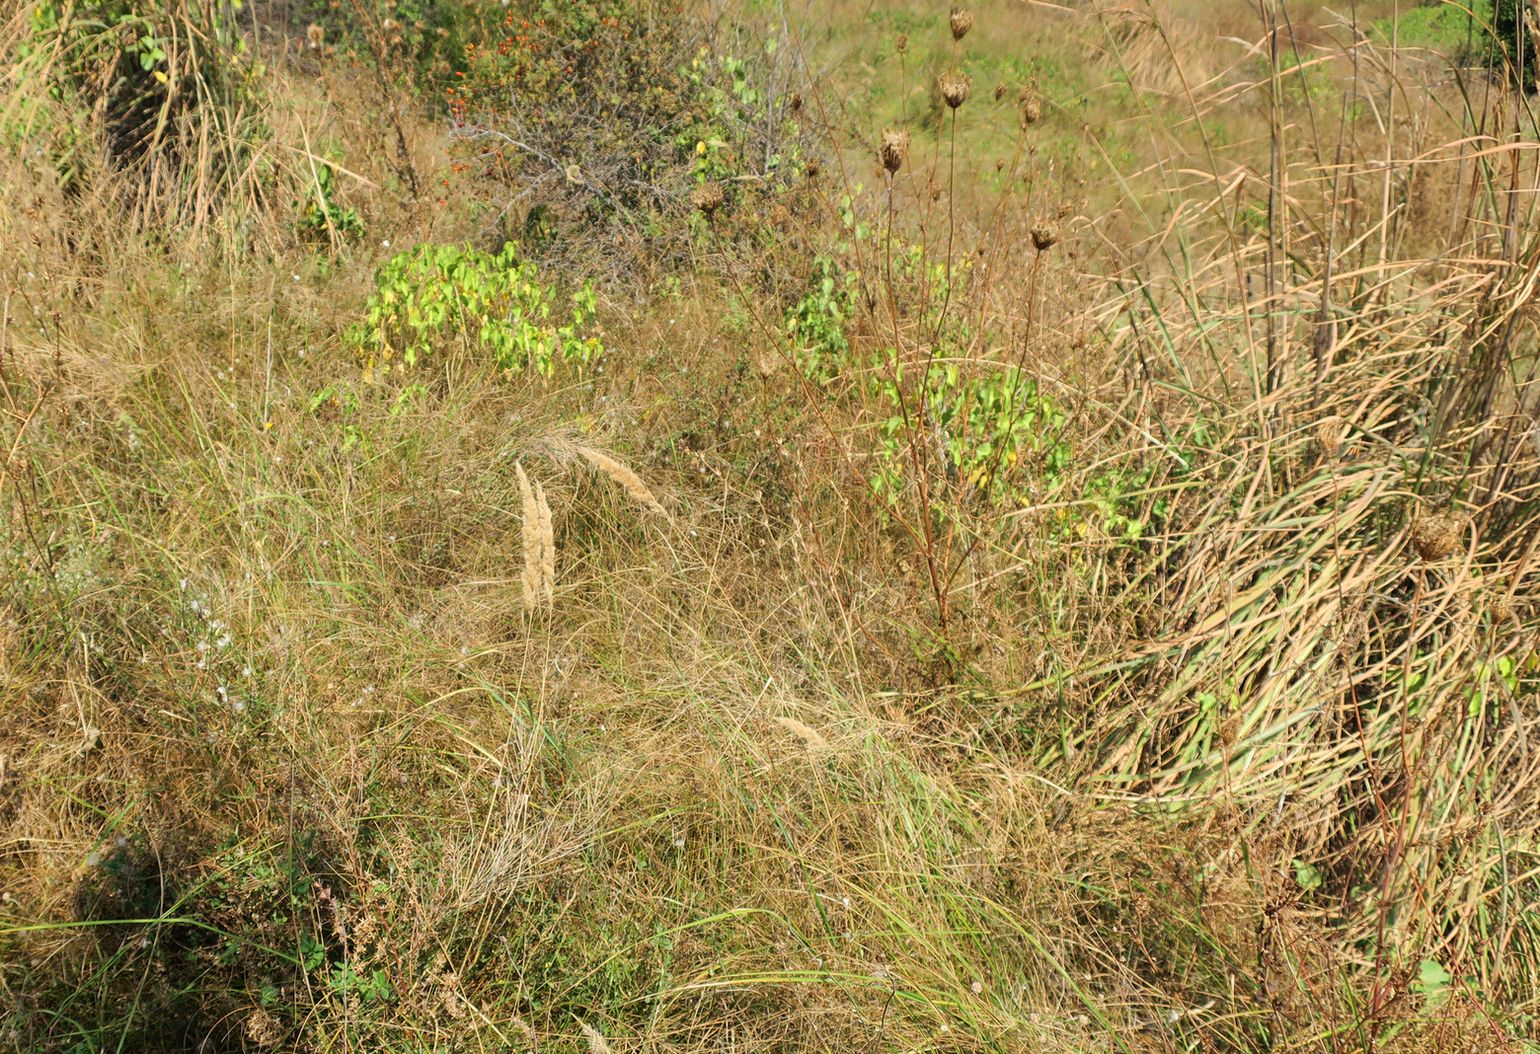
[690,180,725,215]
[306,22,326,49]
[1030,223,1059,252]
[788,91,803,112]
[950,7,974,40]
[1020,94,1042,125]
[1316,414,1344,458]
[895,33,908,54]
[939,70,972,109]
[1411,512,1464,562]
[994,83,1006,101]
[880,128,910,174]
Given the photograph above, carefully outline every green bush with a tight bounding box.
[347,242,603,380]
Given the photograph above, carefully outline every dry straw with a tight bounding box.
[516,462,556,611]
[573,444,667,516]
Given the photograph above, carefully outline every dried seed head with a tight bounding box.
[690,180,725,215]
[880,128,910,174]
[1020,94,1042,126]
[939,70,972,109]
[950,7,974,40]
[929,184,942,202]
[1030,223,1059,252]
[1316,414,1344,458]
[306,22,326,49]
[994,83,1006,101]
[804,158,821,180]
[788,91,803,112]
[895,33,908,54]
[1410,511,1464,562]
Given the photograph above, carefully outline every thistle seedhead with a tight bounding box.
[950,7,974,40]
[1030,223,1059,252]
[880,128,910,174]
[939,70,972,109]
[1411,512,1464,562]
[691,181,725,215]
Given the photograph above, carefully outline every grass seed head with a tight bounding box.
[880,128,910,173]
[940,70,972,109]
[950,7,974,40]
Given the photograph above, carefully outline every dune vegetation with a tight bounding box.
[2,0,1539,1051]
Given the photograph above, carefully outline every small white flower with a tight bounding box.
[970,980,983,995]
[381,240,391,248]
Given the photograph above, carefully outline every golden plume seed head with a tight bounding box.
[880,128,910,173]
[939,70,972,109]
[1411,512,1463,562]
[1030,222,1059,252]
[690,180,725,215]
[306,22,326,48]
[895,32,908,54]
[1316,414,1344,458]
[950,7,974,40]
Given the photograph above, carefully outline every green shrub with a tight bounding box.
[347,242,603,380]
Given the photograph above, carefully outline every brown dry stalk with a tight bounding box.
[572,444,666,515]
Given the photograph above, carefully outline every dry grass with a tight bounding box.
[1,1,1538,1053]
